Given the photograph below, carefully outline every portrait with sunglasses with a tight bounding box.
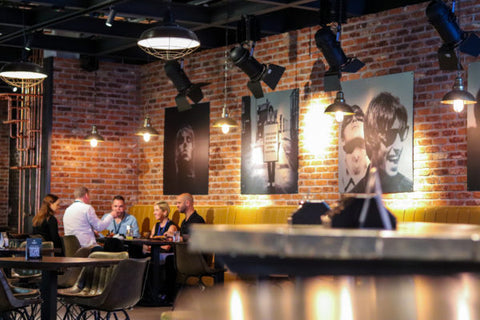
[351,92,413,194]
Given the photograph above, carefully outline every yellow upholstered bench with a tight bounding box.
[129,205,299,234]
[388,206,480,225]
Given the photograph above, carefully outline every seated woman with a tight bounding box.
[32,194,62,255]
[145,201,177,253]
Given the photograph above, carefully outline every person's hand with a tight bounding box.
[109,210,118,219]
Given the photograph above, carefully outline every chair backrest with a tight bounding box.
[72,251,129,296]
[97,257,150,310]
[174,242,212,277]
[0,270,40,311]
[62,235,81,257]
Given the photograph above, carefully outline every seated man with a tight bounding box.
[63,186,118,250]
[167,193,204,242]
[102,195,140,238]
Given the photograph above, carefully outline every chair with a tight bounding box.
[0,269,41,320]
[10,241,54,287]
[59,256,149,320]
[58,235,93,288]
[61,235,81,257]
[174,242,225,290]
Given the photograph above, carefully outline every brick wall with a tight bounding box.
[50,59,141,220]
[49,0,480,217]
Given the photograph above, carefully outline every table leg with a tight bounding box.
[40,270,58,320]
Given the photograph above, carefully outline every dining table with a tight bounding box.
[0,256,121,320]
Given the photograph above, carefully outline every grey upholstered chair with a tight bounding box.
[0,269,41,320]
[59,255,149,320]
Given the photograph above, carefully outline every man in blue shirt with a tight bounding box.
[102,195,140,238]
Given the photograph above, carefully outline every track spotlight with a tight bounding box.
[426,0,480,70]
[164,60,207,111]
[229,46,285,99]
[315,26,364,92]
[105,6,116,27]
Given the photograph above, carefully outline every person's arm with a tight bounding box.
[101,213,114,234]
[150,223,156,238]
[47,216,62,250]
[86,207,113,231]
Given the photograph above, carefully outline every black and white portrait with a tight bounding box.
[241,89,299,194]
[163,103,209,195]
[467,62,480,191]
[340,72,414,194]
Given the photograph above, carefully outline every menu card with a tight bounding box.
[26,238,42,260]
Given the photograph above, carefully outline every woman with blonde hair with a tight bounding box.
[32,194,62,252]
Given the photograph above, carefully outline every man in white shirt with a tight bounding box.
[63,186,118,248]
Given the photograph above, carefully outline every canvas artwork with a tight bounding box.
[163,103,210,195]
[241,89,299,194]
[339,72,414,194]
[467,61,480,190]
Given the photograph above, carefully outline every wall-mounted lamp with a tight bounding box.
[426,0,480,70]
[324,91,354,122]
[164,60,207,111]
[105,6,116,27]
[137,5,200,60]
[84,125,104,147]
[315,25,364,91]
[135,115,160,142]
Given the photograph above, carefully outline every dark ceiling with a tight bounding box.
[0,0,427,67]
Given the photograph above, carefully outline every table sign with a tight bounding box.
[26,238,42,260]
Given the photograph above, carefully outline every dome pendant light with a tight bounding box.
[441,75,475,112]
[213,106,238,134]
[135,115,160,142]
[84,125,104,147]
[137,3,200,61]
[324,91,354,122]
[0,61,47,88]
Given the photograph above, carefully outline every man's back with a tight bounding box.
[64,201,110,247]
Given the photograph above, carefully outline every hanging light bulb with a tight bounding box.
[84,125,104,148]
[135,115,160,142]
[441,76,475,112]
[213,106,238,134]
[324,91,354,122]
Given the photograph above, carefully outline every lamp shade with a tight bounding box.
[325,91,354,122]
[213,107,238,134]
[84,125,104,147]
[138,24,200,60]
[0,61,47,87]
[441,76,476,112]
[135,116,160,141]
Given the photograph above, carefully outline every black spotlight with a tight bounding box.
[315,26,364,92]
[229,46,285,99]
[426,0,480,70]
[164,60,208,111]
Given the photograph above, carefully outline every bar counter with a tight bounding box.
[189,222,480,276]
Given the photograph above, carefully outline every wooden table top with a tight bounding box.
[0,256,121,270]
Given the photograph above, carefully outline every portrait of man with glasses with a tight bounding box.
[339,105,370,193]
[351,92,413,193]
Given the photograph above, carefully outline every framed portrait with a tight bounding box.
[467,62,480,190]
[339,72,414,194]
[241,89,299,194]
[163,103,210,195]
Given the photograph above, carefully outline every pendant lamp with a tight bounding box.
[135,115,160,142]
[441,75,476,112]
[0,61,47,88]
[213,107,238,134]
[137,4,199,61]
[84,125,104,147]
[324,91,354,122]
